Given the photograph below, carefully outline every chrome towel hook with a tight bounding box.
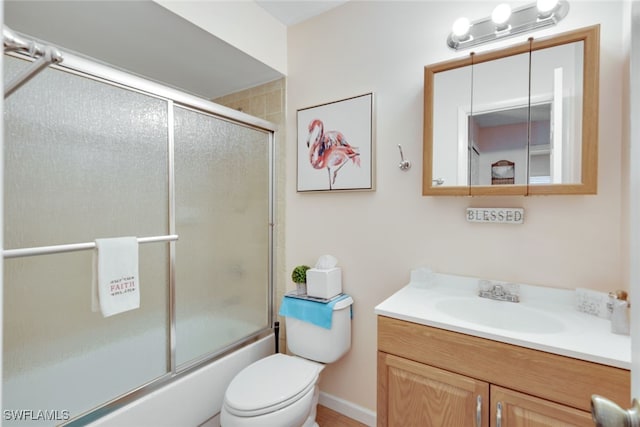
[397,144,411,171]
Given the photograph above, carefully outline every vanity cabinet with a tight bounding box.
[377,316,630,427]
[381,353,489,426]
[491,386,592,426]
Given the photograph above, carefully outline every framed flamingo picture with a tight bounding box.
[296,93,374,192]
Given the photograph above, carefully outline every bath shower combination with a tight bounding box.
[3,28,276,426]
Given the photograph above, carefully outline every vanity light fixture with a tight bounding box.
[451,16,472,42]
[447,0,569,50]
[491,3,512,32]
[537,0,560,19]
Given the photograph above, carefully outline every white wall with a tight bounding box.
[286,0,626,414]
[154,0,287,75]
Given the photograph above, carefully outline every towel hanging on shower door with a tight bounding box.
[92,237,140,317]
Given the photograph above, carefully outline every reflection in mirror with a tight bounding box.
[431,61,472,188]
[423,25,599,196]
[469,52,530,190]
[530,40,585,185]
[469,103,552,186]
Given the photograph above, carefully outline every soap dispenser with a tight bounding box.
[608,290,630,336]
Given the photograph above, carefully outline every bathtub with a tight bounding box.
[3,316,273,427]
[88,334,274,427]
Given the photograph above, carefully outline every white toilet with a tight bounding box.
[220,295,354,427]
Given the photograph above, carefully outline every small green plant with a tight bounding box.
[291,265,311,284]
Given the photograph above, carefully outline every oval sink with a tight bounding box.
[434,298,565,334]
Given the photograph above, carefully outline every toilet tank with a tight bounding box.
[284,296,353,363]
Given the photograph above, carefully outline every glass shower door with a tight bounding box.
[173,106,271,367]
[3,56,170,423]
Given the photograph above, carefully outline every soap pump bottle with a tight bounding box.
[608,290,630,336]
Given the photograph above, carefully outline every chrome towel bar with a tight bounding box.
[3,234,179,259]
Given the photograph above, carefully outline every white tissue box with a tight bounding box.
[306,267,342,299]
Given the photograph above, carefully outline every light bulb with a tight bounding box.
[452,17,471,39]
[491,3,512,27]
[537,0,559,18]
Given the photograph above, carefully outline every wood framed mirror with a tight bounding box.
[423,25,599,196]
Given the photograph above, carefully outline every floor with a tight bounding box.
[316,405,367,427]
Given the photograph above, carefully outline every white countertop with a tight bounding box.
[374,272,631,369]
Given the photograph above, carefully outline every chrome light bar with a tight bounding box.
[447,0,570,51]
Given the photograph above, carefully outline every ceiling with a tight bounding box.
[4,1,345,100]
[255,1,348,26]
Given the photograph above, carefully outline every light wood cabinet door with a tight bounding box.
[379,352,489,427]
[490,385,593,427]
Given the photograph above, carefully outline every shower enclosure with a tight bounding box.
[3,32,275,426]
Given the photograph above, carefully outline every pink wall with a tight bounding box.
[286,1,626,414]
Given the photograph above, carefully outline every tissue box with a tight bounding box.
[306,267,342,299]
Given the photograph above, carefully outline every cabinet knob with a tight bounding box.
[591,395,640,426]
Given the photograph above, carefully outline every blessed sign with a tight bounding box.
[466,208,524,224]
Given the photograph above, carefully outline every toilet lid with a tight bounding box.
[224,353,323,417]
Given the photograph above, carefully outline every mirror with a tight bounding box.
[423,25,599,196]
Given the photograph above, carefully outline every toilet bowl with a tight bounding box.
[220,353,323,427]
[220,295,353,427]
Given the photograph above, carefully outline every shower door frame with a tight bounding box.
[4,49,277,425]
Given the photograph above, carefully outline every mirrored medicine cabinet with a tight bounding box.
[423,25,599,196]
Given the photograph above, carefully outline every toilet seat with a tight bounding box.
[223,353,323,417]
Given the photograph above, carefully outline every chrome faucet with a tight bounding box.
[478,280,520,303]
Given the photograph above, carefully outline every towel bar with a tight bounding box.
[3,234,179,259]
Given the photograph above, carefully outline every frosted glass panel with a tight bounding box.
[3,53,274,423]
[174,106,270,366]
[3,246,168,424]
[4,56,169,248]
[3,56,170,423]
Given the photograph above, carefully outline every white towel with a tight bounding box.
[92,237,140,317]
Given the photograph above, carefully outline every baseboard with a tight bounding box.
[318,391,377,426]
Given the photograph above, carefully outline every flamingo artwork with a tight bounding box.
[306,119,360,189]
